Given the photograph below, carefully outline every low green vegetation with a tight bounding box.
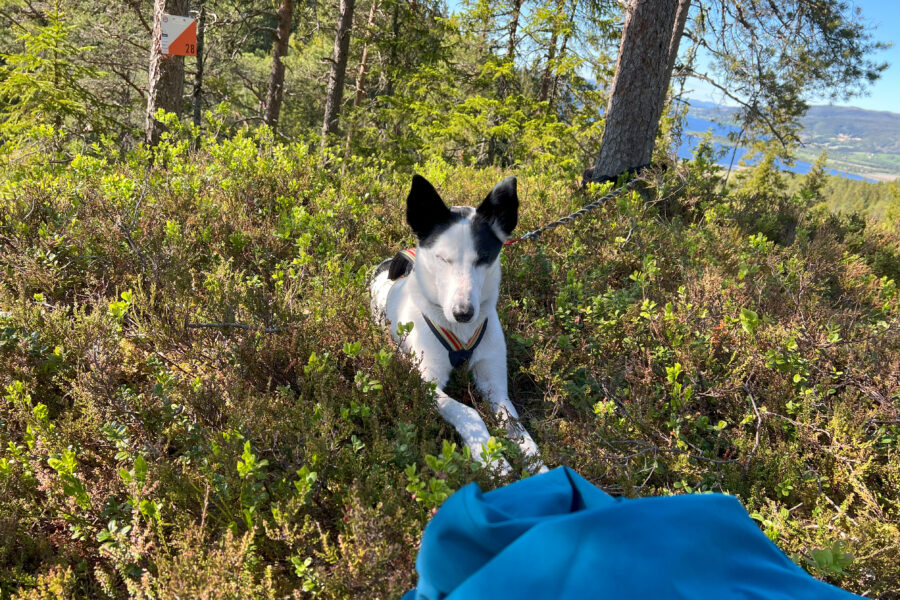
[1,124,898,598]
[1,0,897,595]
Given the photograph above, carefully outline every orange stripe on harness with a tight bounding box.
[422,315,488,368]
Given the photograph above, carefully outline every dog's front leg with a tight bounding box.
[416,355,512,474]
[432,388,511,474]
[471,350,547,473]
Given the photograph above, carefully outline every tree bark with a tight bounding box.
[538,19,559,102]
[590,0,684,181]
[549,0,576,105]
[353,0,379,108]
[263,0,295,130]
[655,0,691,114]
[385,1,399,99]
[321,0,357,145]
[667,0,691,79]
[344,0,378,155]
[506,0,524,59]
[145,0,190,147]
[192,0,206,133]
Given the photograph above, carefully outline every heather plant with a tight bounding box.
[1,127,898,598]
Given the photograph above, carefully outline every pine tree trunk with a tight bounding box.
[192,0,206,132]
[145,0,190,147]
[321,0,357,145]
[549,0,576,104]
[385,1,399,99]
[656,0,691,113]
[667,0,691,78]
[353,0,379,108]
[590,0,683,181]
[506,0,524,59]
[345,0,378,155]
[539,27,558,103]
[263,0,295,130]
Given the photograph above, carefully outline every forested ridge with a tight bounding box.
[688,101,900,184]
[1,0,899,598]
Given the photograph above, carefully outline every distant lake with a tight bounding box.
[677,116,876,182]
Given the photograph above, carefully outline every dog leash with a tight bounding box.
[503,179,640,246]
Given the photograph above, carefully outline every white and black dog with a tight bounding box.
[370,174,544,473]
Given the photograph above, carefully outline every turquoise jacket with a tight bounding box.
[403,466,860,599]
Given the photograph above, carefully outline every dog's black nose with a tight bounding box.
[453,306,475,322]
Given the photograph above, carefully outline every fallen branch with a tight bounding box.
[187,322,295,334]
[741,384,762,477]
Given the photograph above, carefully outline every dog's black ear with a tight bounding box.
[407,174,452,240]
[476,176,518,238]
[388,251,414,280]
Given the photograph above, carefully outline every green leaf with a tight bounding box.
[133,455,147,485]
[342,341,362,358]
[740,308,760,335]
[32,403,49,424]
[97,529,114,544]
[666,362,683,385]
[139,499,160,522]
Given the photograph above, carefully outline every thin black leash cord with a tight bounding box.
[504,178,642,246]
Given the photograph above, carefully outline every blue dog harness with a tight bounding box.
[389,248,488,368]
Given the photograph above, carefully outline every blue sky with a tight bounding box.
[446,0,898,115]
[689,0,898,114]
[844,0,899,113]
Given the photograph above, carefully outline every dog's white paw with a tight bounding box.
[495,457,513,476]
[506,421,543,461]
[509,428,549,474]
[487,456,513,476]
[465,440,513,476]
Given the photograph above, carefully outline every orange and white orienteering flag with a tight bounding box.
[160,14,197,56]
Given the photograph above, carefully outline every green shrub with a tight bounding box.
[1,131,898,597]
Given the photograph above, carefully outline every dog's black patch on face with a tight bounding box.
[471,215,503,266]
[476,176,518,238]
[407,175,461,245]
[417,216,465,248]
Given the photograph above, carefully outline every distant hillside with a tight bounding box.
[802,105,900,155]
[686,101,900,180]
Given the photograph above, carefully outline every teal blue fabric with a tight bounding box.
[403,466,859,600]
